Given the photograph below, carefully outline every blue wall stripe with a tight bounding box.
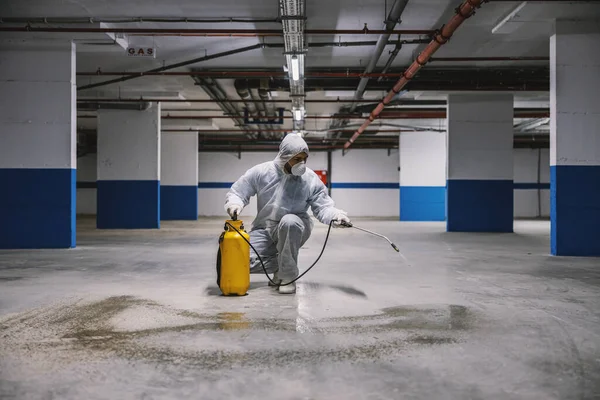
[400,186,446,221]
[97,180,160,229]
[198,182,234,189]
[551,165,600,257]
[447,179,514,233]
[514,183,550,190]
[0,168,76,249]
[160,185,198,220]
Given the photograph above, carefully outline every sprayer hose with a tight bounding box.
[225,220,334,286]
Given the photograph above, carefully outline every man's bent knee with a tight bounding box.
[279,214,304,232]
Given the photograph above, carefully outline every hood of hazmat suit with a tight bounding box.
[273,132,309,170]
[225,133,342,231]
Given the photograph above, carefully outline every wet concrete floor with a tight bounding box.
[1,217,599,399]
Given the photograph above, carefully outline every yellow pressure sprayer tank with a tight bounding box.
[216,219,250,296]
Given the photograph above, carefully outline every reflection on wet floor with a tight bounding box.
[0,295,476,370]
[204,281,368,298]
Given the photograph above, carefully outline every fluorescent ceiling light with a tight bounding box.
[293,108,302,121]
[291,55,300,81]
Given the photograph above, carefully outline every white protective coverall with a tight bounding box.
[224,134,349,283]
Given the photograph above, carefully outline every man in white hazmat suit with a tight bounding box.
[224,133,352,294]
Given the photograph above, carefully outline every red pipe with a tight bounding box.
[0,26,434,36]
[344,0,485,150]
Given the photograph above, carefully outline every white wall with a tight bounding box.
[0,40,76,170]
[400,131,446,186]
[514,148,550,218]
[551,27,600,168]
[331,149,399,218]
[161,133,198,186]
[447,94,514,181]
[97,103,161,181]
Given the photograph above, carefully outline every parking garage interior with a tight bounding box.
[1,0,600,399]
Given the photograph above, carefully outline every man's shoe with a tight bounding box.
[278,282,296,294]
[268,271,282,287]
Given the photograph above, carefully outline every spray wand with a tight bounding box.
[340,221,400,252]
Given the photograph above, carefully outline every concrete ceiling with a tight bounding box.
[1,0,599,145]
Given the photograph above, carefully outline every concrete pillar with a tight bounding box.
[399,131,446,221]
[0,40,76,248]
[97,103,161,229]
[446,94,514,232]
[550,23,600,256]
[160,133,198,220]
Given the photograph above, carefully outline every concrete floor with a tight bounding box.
[1,217,599,400]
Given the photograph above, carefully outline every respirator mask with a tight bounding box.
[290,161,306,176]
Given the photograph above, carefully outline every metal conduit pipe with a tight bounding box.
[344,0,486,151]
[161,129,407,134]
[0,17,282,24]
[0,26,434,36]
[77,70,416,78]
[234,79,268,138]
[350,0,409,111]
[77,43,263,91]
[258,80,280,138]
[378,38,403,82]
[76,98,448,104]
[77,102,152,111]
[196,135,403,142]
[77,110,550,119]
[329,0,408,142]
[195,77,257,139]
[248,86,272,138]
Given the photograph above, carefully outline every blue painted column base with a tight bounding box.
[160,186,198,220]
[447,179,514,233]
[400,186,446,221]
[97,180,160,229]
[551,166,600,257]
[0,168,76,248]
